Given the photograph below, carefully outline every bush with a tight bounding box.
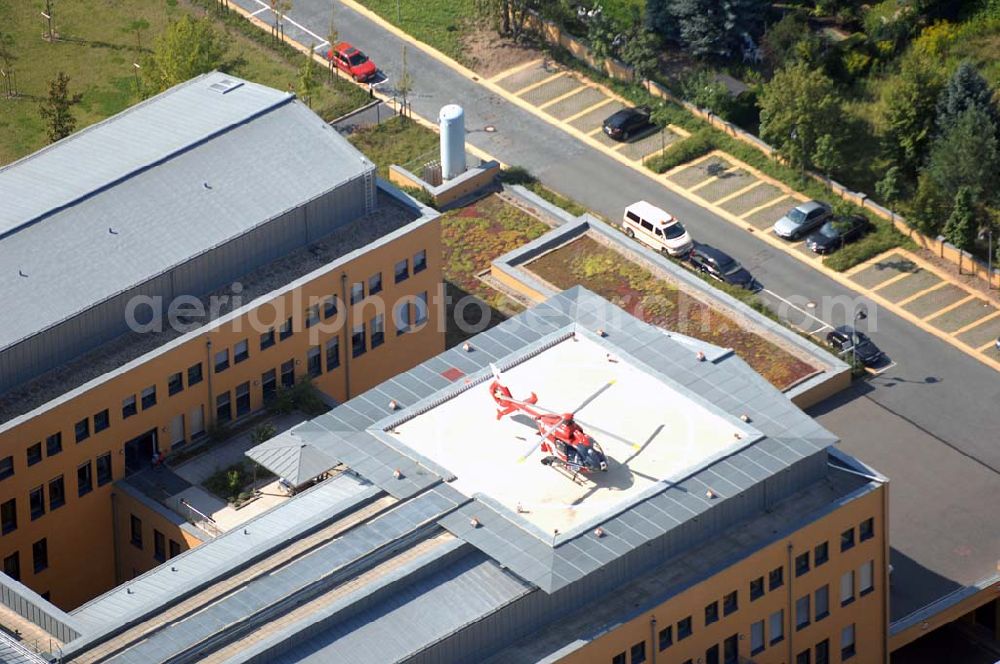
[500,166,588,217]
[824,223,908,271]
[647,129,716,173]
[251,423,277,446]
[499,165,537,186]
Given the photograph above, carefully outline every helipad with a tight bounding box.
[388,334,755,537]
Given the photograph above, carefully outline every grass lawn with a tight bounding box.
[527,235,817,390]
[0,0,368,165]
[346,116,439,177]
[442,194,550,346]
[353,0,475,64]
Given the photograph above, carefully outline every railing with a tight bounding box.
[177,498,223,539]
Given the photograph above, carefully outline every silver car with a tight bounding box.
[773,200,832,240]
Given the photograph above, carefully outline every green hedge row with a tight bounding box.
[647,129,716,173]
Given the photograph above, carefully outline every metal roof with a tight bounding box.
[0,632,48,664]
[0,71,375,352]
[245,429,339,486]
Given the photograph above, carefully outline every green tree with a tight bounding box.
[269,0,293,42]
[909,172,948,236]
[759,62,842,171]
[475,0,539,41]
[880,54,944,179]
[620,27,660,80]
[680,69,732,117]
[124,18,150,53]
[812,133,842,180]
[926,107,1000,205]
[935,61,1000,134]
[326,10,338,80]
[297,43,318,108]
[587,11,619,61]
[875,166,902,218]
[645,0,767,59]
[0,30,17,97]
[145,16,228,93]
[397,45,413,115]
[943,186,977,272]
[38,71,82,143]
[761,12,811,70]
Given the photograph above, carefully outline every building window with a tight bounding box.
[859,560,874,596]
[260,328,276,350]
[352,323,366,358]
[1,499,17,534]
[795,594,810,630]
[262,370,277,402]
[841,527,855,552]
[323,296,338,320]
[859,517,874,542]
[723,634,738,664]
[815,638,830,664]
[0,456,12,481]
[46,432,62,457]
[350,281,364,305]
[395,300,411,335]
[216,392,232,424]
[658,625,672,650]
[214,349,230,373]
[130,515,143,549]
[769,609,784,645]
[235,382,251,417]
[370,314,385,349]
[769,566,783,591]
[815,584,830,621]
[612,653,626,664]
[48,476,65,511]
[168,372,184,396]
[96,453,113,486]
[796,649,811,664]
[154,530,166,562]
[75,418,90,443]
[325,337,340,371]
[415,291,428,325]
[814,541,829,566]
[840,624,856,660]
[122,395,137,419]
[141,385,157,410]
[413,249,427,273]
[29,486,45,520]
[750,620,764,655]
[281,360,295,388]
[630,641,646,664]
[705,644,719,664]
[279,317,293,341]
[369,272,383,295]
[169,539,181,558]
[705,600,719,625]
[723,590,738,616]
[77,461,93,497]
[26,443,42,467]
[677,616,692,640]
[795,551,810,577]
[234,339,250,363]
[840,570,855,606]
[750,576,764,600]
[3,552,20,581]
[32,538,47,573]
[305,306,320,329]
[394,258,409,283]
[188,363,203,386]
[94,409,110,433]
[308,346,322,377]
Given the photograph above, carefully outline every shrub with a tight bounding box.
[647,129,716,173]
[499,165,537,186]
[824,222,907,271]
[250,423,277,446]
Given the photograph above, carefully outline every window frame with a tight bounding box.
[77,461,93,497]
[141,385,157,410]
[795,593,811,630]
[122,395,138,419]
[168,372,184,396]
[29,485,45,521]
[74,417,90,443]
[96,453,113,487]
[154,529,166,562]
[307,346,322,377]
[769,609,784,646]
[859,560,875,596]
[704,600,719,626]
[815,584,830,621]
[234,339,250,363]
[841,527,855,552]
[48,476,65,511]
[750,575,764,601]
[677,616,693,640]
[352,323,366,358]
[814,541,829,566]
[187,363,203,386]
[214,348,230,373]
[1,498,17,534]
[370,314,385,349]
[0,456,13,481]
[32,538,48,574]
[325,337,340,371]
[859,517,874,542]
[130,514,143,549]
[413,249,427,273]
[394,258,409,283]
[368,272,383,295]
[795,551,810,577]
[723,590,738,616]
[769,566,784,591]
[46,432,62,457]
[840,569,855,606]
[750,619,765,655]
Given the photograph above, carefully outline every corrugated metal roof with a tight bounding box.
[0,632,48,664]
[245,429,339,486]
[0,72,375,352]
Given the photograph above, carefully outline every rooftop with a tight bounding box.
[389,334,753,538]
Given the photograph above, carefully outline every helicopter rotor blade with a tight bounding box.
[518,417,565,462]
[571,380,616,416]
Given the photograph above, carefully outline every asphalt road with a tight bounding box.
[238,0,1000,474]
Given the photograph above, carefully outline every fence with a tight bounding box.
[524,11,1000,290]
[329,98,414,134]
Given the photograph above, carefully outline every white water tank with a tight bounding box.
[439,104,466,180]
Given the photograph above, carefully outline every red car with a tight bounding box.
[325,42,377,82]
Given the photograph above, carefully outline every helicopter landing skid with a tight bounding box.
[540,456,587,484]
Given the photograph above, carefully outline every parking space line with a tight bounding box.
[713,180,764,206]
[489,58,544,83]
[871,270,921,293]
[761,288,832,332]
[867,361,898,376]
[953,310,1000,336]
[895,281,949,307]
[688,169,736,194]
[511,71,567,97]
[250,6,268,16]
[249,0,327,46]
[563,97,614,123]
[738,195,789,220]
[922,294,975,320]
[586,126,604,136]
[537,84,589,110]
[976,339,997,352]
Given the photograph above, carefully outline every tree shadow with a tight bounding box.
[445,282,511,349]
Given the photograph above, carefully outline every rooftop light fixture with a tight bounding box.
[469,517,481,528]
[696,351,706,362]
[389,399,399,410]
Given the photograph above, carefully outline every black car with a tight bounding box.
[602,106,651,141]
[688,243,757,289]
[826,326,885,366]
[806,215,870,254]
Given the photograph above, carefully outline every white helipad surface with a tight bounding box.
[389,335,752,535]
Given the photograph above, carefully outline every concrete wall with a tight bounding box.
[0,209,443,609]
[113,487,204,584]
[389,162,500,208]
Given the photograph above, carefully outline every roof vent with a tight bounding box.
[17,269,27,278]
[706,489,717,499]
[594,527,605,538]
[469,517,481,528]
[740,414,751,422]
[388,399,399,410]
[393,468,403,479]
[208,78,243,94]
[462,342,473,352]
[696,351,706,362]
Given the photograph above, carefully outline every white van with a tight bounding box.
[622,201,693,257]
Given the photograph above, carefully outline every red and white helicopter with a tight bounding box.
[488,364,610,478]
